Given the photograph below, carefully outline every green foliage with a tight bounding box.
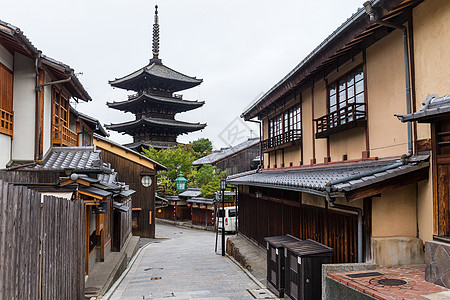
[141,143,225,198]
[142,144,197,196]
[142,144,196,181]
[195,164,226,198]
[191,138,213,159]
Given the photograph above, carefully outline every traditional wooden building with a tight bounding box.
[193,138,260,175]
[93,134,166,238]
[229,0,449,268]
[106,6,206,151]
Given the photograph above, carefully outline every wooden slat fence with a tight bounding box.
[0,180,85,300]
[238,190,358,263]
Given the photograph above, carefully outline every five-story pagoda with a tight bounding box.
[106,6,206,151]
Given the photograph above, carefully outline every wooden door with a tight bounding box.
[433,120,450,237]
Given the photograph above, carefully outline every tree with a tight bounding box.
[141,144,197,195]
[192,138,213,158]
[194,164,226,199]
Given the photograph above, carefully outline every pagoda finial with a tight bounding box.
[151,5,161,63]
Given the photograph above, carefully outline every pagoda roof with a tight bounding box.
[105,117,206,136]
[107,92,204,114]
[109,61,203,93]
[124,140,178,152]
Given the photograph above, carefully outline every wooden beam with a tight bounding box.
[345,167,429,202]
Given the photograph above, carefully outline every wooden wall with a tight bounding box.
[99,149,156,238]
[191,208,214,226]
[215,144,260,176]
[238,186,358,263]
[112,200,132,252]
[0,180,85,300]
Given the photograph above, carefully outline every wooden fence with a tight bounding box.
[0,180,85,300]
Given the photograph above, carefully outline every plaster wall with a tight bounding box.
[0,134,11,168]
[0,44,13,70]
[302,193,325,208]
[413,0,450,140]
[366,29,408,158]
[372,183,417,237]
[284,145,301,167]
[326,53,363,84]
[301,88,313,164]
[417,168,433,242]
[43,74,52,155]
[330,128,366,161]
[12,53,35,161]
[313,80,329,161]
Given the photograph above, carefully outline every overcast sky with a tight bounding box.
[3,0,363,150]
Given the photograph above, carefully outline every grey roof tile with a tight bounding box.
[193,138,260,165]
[397,94,450,122]
[228,156,430,195]
[35,147,107,171]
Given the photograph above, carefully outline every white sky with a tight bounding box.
[3,0,364,150]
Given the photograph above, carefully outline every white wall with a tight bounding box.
[0,134,11,168]
[43,73,52,156]
[0,44,13,70]
[0,44,13,168]
[12,53,35,161]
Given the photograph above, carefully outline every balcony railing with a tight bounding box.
[52,123,77,147]
[262,129,302,152]
[315,103,367,138]
[0,108,13,137]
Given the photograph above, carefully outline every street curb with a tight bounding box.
[226,254,266,289]
[100,242,152,299]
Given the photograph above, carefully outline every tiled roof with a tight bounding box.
[70,106,108,137]
[187,197,214,205]
[106,117,206,132]
[34,146,109,172]
[227,156,429,196]
[396,94,450,123]
[124,140,178,152]
[193,138,260,165]
[109,62,202,92]
[107,93,204,113]
[178,188,202,198]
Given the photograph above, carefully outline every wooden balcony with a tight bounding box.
[0,108,13,137]
[52,123,77,147]
[262,129,301,152]
[315,103,366,139]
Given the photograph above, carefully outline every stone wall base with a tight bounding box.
[425,240,450,288]
[372,237,425,267]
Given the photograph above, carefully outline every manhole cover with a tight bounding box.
[377,278,407,286]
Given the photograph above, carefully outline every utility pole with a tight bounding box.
[220,179,226,256]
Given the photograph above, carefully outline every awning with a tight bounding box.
[113,201,130,212]
[396,94,450,123]
[187,197,215,205]
[227,155,429,202]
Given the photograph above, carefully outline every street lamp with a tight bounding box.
[174,172,188,193]
[220,179,226,256]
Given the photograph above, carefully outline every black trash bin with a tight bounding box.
[283,239,333,300]
[264,235,301,297]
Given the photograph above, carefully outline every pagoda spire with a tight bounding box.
[151,5,162,64]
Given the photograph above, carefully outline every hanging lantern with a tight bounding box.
[174,172,188,193]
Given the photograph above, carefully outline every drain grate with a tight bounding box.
[377,278,407,286]
[151,277,162,280]
[144,267,163,271]
[346,272,384,278]
[247,288,275,299]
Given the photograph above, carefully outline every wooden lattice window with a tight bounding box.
[52,88,77,146]
[0,63,13,136]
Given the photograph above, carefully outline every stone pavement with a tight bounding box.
[107,224,276,299]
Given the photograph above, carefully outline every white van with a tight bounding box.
[216,206,237,233]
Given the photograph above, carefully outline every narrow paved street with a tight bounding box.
[109,224,267,299]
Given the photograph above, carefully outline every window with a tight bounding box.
[0,63,13,136]
[328,67,365,126]
[52,88,77,146]
[315,66,366,138]
[268,104,301,139]
[264,104,301,150]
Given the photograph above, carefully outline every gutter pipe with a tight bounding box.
[364,1,413,155]
[34,52,42,161]
[245,118,263,171]
[329,202,363,263]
